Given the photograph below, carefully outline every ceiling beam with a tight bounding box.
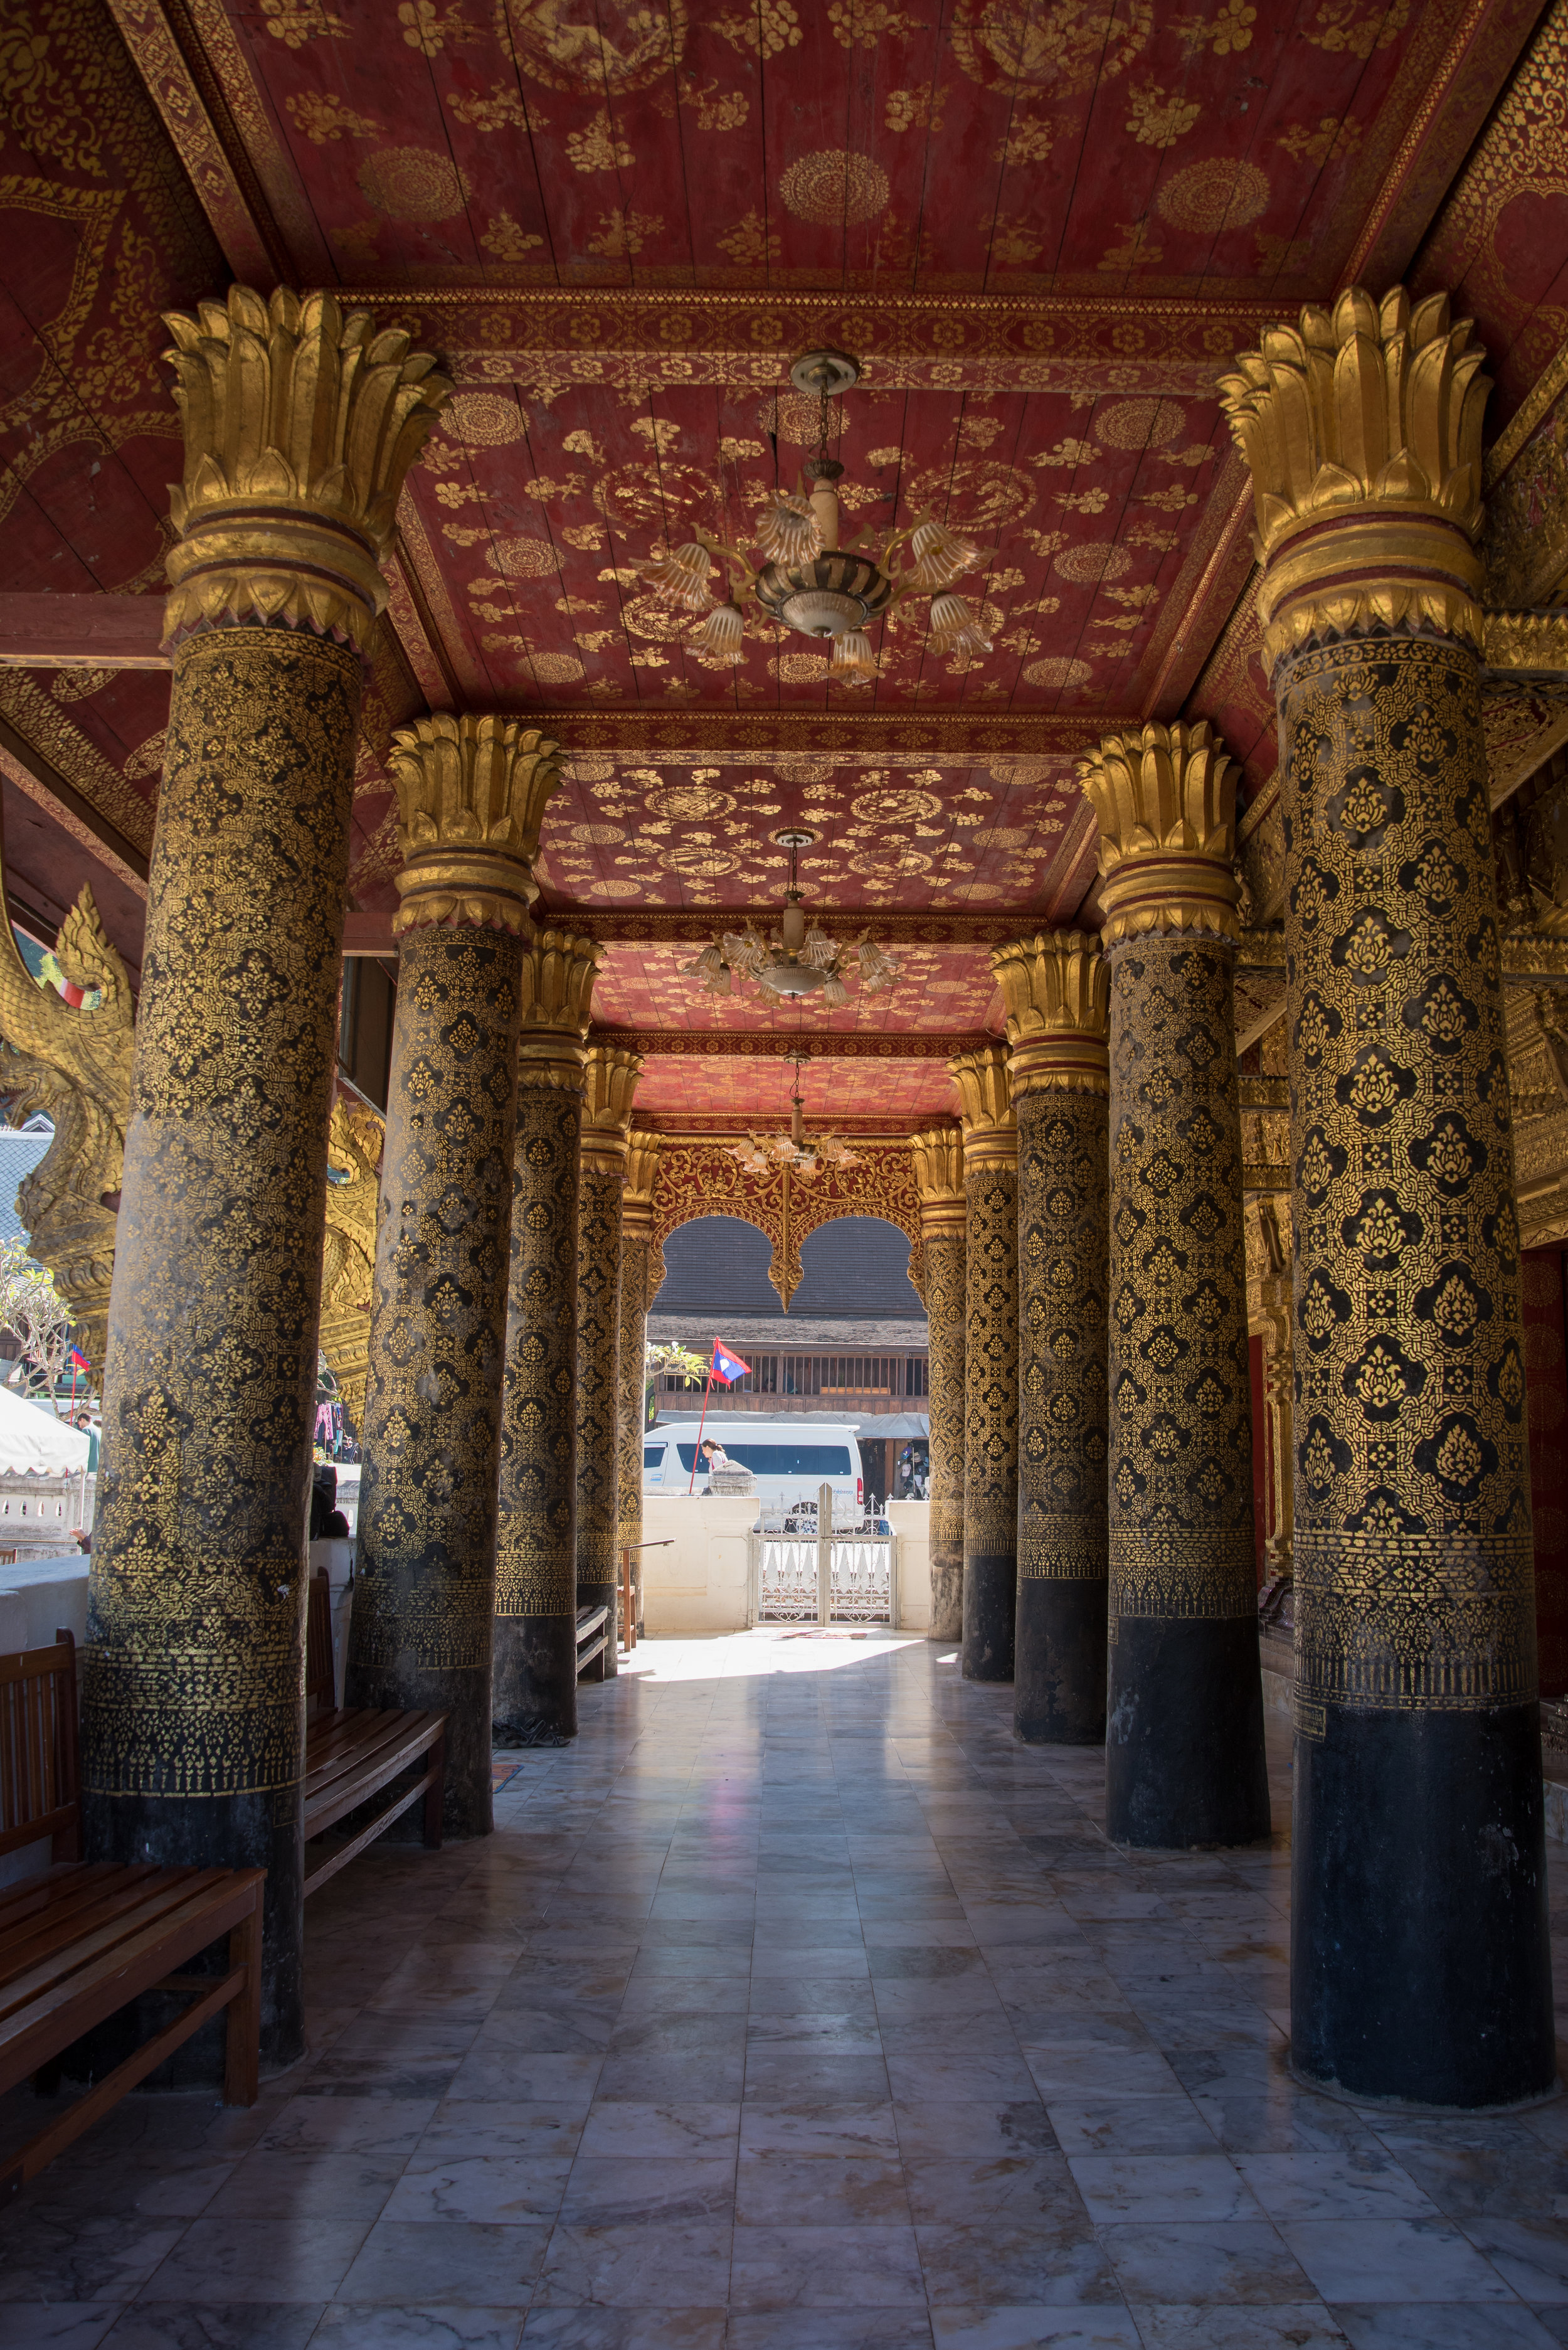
[345,289,1285,398]
[595,1029,993,1060]
[343,906,1041,955]
[0,595,167,671]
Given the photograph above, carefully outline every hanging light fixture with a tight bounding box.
[729,1049,861,1179]
[637,349,993,676]
[680,829,901,1007]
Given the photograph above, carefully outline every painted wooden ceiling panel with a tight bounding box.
[632,1048,964,1123]
[593,938,1003,1033]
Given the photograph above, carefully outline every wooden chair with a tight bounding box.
[302,1575,447,1897]
[0,1630,263,2201]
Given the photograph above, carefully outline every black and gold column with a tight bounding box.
[909,1129,966,1642]
[950,1048,1019,1681]
[1222,287,1554,2105]
[346,716,563,1839]
[493,931,600,1746]
[80,289,447,2070]
[617,1133,661,1639]
[993,934,1111,1745]
[1083,723,1269,1849]
[576,1045,643,1673]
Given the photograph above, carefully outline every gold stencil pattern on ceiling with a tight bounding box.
[1280,633,1537,1713]
[83,630,363,1800]
[1105,941,1257,1624]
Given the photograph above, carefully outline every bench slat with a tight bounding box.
[0,1866,194,1980]
[0,1870,236,2024]
[305,1720,448,1841]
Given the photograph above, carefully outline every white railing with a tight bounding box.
[749,1497,898,1627]
[0,1471,93,1560]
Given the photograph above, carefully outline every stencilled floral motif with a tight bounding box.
[1293,992,1342,1066]
[1279,634,1533,1713]
[1017,1086,1108,1590]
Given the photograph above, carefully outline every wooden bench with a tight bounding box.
[0,1630,263,2201]
[304,1575,447,1898]
[576,1603,610,1681]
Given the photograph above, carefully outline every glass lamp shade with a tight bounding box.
[757,957,827,996]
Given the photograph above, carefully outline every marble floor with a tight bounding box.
[6,1630,1568,2349]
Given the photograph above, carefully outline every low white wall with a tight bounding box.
[640,1494,935,1635]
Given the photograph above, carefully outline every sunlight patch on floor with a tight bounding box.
[618,1628,926,1681]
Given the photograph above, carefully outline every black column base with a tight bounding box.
[1015,1577,1107,1744]
[349,1658,493,1841]
[1293,1699,1555,2109]
[78,1785,304,2084]
[1106,1615,1270,1846]
[494,1615,578,1745]
[963,1548,1015,1681]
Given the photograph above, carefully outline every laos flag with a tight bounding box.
[711,1338,750,1385]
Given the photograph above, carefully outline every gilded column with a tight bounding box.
[318,1096,384,1433]
[950,1047,1019,1681]
[346,716,563,1839]
[1222,287,1553,2104]
[1082,721,1269,1849]
[993,933,1111,1745]
[617,1132,660,1639]
[910,1129,966,1642]
[493,931,600,1745]
[81,288,447,2070]
[576,1045,643,1673]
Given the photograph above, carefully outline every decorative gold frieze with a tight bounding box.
[1219,287,1490,674]
[390,714,563,936]
[1483,610,1568,679]
[580,1043,643,1174]
[992,932,1110,1098]
[0,887,133,1376]
[319,1095,383,1425]
[948,1044,1016,1170]
[909,1125,965,1236]
[1079,722,1241,945]
[163,286,450,648]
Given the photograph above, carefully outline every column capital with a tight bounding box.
[622,1130,661,1240]
[1079,721,1240,945]
[1219,285,1489,676]
[517,928,601,1087]
[162,287,449,651]
[581,1042,643,1174]
[910,1126,965,1235]
[948,1044,1017,1169]
[391,715,563,935]
[992,931,1110,1098]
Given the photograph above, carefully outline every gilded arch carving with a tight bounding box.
[651,1142,925,1312]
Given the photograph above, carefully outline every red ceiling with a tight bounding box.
[0,0,1554,1119]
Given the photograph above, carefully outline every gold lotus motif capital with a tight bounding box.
[519,927,602,1038]
[948,1045,1015,1165]
[1079,722,1241,945]
[162,286,449,649]
[581,1042,644,1164]
[391,715,563,935]
[992,930,1110,1095]
[910,1125,966,1233]
[622,1129,662,1238]
[1219,285,1490,674]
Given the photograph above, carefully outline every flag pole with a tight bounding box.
[687,1341,718,1494]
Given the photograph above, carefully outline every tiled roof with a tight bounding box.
[0,1128,53,1250]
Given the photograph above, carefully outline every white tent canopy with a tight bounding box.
[0,1386,90,1475]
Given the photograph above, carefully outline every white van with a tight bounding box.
[644,1416,864,1514]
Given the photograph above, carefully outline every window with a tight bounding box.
[675,1442,853,1476]
[644,1444,665,1468]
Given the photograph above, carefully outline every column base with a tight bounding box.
[929,1543,964,1647]
[494,1615,578,1745]
[1015,1577,1107,1744]
[78,1785,304,2082]
[962,1548,1015,1681]
[1106,1616,1270,1847]
[1293,1699,1555,2109]
[346,1660,494,1842]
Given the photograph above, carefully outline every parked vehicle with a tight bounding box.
[644,1415,865,1514]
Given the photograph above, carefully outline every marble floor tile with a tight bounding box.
[11,1640,1556,2339]
[1280,2218,1518,2303]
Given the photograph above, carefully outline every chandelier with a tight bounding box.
[682,829,901,1006]
[637,348,992,679]
[729,1051,861,1180]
